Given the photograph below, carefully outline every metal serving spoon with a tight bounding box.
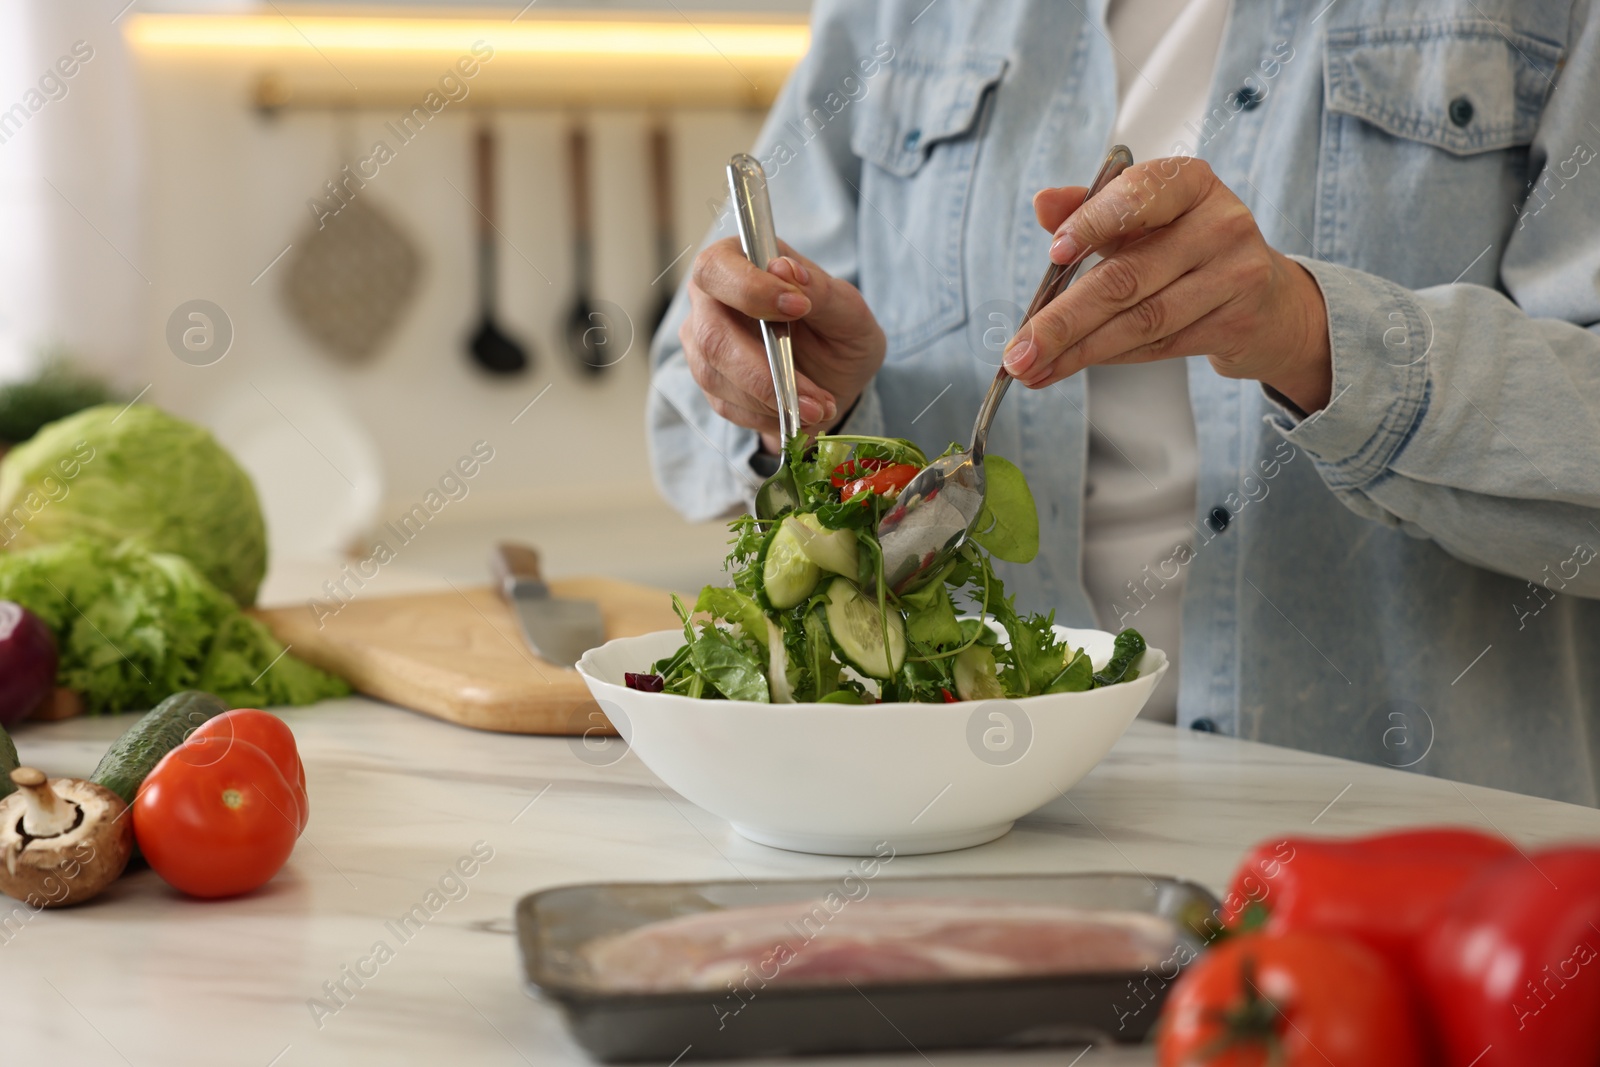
[726,153,803,520]
[876,144,1135,593]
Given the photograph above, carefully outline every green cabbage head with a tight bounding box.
[0,404,267,605]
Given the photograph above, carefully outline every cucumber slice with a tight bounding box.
[759,520,821,609]
[791,514,860,578]
[954,645,1004,701]
[765,618,794,703]
[822,576,906,679]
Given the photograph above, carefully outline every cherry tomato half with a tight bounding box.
[829,456,890,487]
[840,463,920,501]
[189,709,308,834]
[1158,931,1427,1067]
[134,736,300,899]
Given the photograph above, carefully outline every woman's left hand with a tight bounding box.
[1002,157,1334,412]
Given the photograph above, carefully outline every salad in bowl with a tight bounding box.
[574,435,1164,855]
[628,434,1146,705]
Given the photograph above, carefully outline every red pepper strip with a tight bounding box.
[940,688,957,703]
[829,456,890,487]
[1416,846,1600,1067]
[1221,828,1516,980]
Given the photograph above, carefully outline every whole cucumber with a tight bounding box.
[0,724,17,800]
[91,690,228,805]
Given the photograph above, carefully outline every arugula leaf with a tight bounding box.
[1093,629,1147,687]
[814,492,882,531]
[689,625,770,702]
[970,455,1039,563]
[693,586,767,642]
[893,655,955,703]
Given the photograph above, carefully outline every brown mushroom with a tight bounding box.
[0,767,132,907]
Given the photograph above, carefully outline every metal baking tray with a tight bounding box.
[516,872,1217,1062]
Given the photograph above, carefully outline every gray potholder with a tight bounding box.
[282,196,422,362]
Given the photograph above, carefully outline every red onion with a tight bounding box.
[0,601,58,727]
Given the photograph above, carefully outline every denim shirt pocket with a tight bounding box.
[850,50,1007,356]
[1315,18,1561,283]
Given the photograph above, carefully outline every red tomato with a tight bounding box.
[840,463,919,501]
[189,709,307,834]
[829,456,889,487]
[1158,931,1427,1067]
[133,736,300,899]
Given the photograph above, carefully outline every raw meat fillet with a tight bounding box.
[580,897,1177,991]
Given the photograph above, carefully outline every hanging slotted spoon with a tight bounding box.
[876,145,1135,593]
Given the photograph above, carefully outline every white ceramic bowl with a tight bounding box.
[576,627,1167,857]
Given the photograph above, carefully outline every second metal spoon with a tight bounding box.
[876,144,1136,593]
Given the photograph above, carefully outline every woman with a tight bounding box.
[648,0,1600,804]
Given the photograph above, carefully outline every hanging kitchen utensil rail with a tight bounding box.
[125,10,807,113]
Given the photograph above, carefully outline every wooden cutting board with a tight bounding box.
[253,579,680,735]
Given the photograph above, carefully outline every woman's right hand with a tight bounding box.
[681,236,886,453]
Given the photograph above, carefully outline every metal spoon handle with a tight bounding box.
[970,144,1135,461]
[727,154,801,449]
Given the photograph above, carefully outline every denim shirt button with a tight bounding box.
[1234,85,1262,111]
[1448,96,1474,127]
[1208,505,1231,532]
[902,127,922,152]
[1191,717,1218,732]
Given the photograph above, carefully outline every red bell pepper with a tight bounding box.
[1415,846,1600,1067]
[1222,828,1516,979]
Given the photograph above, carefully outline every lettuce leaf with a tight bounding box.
[0,539,348,713]
[970,455,1039,563]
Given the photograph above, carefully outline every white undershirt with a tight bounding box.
[1083,0,1228,722]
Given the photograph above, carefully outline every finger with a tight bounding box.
[771,239,876,342]
[704,390,781,437]
[1089,306,1232,372]
[1049,156,1219,265]
[691,236,813,321]
[1004,223,1211,379]
[684,284,834,423]
[1016,269,1229,388]
[1032,186,1088,232]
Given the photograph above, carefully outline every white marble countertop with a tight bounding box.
[5,700,1598,1067]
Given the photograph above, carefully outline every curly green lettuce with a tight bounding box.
[0,539,348,713]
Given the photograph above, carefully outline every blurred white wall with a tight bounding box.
[0,1,790,556]
[0,1,144,383]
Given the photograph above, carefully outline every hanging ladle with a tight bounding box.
[468,123,531,375]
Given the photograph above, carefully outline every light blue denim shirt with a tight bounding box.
[648,0,1600,805]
